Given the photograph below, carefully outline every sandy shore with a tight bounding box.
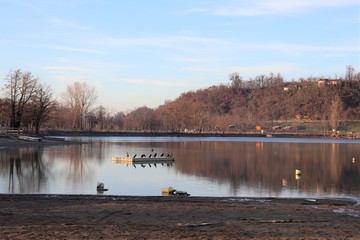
[0,194,359,239]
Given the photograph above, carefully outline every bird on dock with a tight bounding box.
[133,165,136,168]
[141,164,146,168]
[141,154,146,158]
[149,164,152,168]
[160,153,164,157]
[133,154,137,158]
[154,153,157,157]
[149,154,152,158]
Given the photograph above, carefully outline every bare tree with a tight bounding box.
[61,82,98,130]
[0,98,10,126]
[329,95,343,130]
[32,84,55,133]
[96,105,106,130]
[4,69,38,129]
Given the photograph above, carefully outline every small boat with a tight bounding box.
[112,156,175,165]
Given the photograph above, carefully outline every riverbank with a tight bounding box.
[0,135,83,148]
[0,194,359,239]
[44,129,332,138]
[1,130,358,149]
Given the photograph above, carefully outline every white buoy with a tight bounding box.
[97,182,104,189]
[97,182,108,191]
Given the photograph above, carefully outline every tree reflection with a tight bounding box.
[170,141,360,196]
[44,144,97,188]
[0,147,49,193]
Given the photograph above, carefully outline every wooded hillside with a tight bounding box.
[152,68,360,133]
[1,66,359,134]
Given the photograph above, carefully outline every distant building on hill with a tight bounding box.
[317,78,341,87]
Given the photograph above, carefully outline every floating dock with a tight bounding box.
[112,156,175,165]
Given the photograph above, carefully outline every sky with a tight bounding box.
[0,0,359,113]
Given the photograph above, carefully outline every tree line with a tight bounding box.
[1,66,359,134]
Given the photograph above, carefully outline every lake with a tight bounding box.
[0,136,359,200]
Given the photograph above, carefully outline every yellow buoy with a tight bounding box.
[162,186,175,194]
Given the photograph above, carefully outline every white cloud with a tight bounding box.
[92,35,223,48]
[175,57,213,63]
[322,53,350,58]
[48,45,105,54]
[199,0,359,17]
[225,64,297,76]
[52,75,89,83]
[119,78,185,88]
[229,42,359,53]
[46,66,97,74]
[45,65,98,83]
[50,18,77,28]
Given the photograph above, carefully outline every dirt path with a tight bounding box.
[0,194,359,239]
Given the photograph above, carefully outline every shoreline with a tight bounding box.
[1,193,358,204]
[45,130,330,138]
[1,130,358,149]
[0,194,359,239]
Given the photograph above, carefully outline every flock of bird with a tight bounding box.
[126,151,173,159]
[125,149,174,169]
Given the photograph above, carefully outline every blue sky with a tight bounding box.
[0,0,359,113]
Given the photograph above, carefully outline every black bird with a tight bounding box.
[160,153,164,157]
[149,164,152,168]
[133,165,136,168]
[151,149,154,152]
[141,154,146,158]
[133,154,137,158]
[154,153,157,157]
[141,164,146,168]
[149,154,152,158]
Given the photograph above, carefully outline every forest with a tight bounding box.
[1,65,359,134]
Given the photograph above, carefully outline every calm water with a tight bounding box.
[0,136,359,200]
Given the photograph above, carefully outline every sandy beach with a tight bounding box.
[0,194,359,239]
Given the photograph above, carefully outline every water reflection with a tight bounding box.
[0,137,359,199]
[0,147,50,193]
[171,141,360,197]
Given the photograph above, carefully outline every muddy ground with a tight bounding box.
[0,194,359,239]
